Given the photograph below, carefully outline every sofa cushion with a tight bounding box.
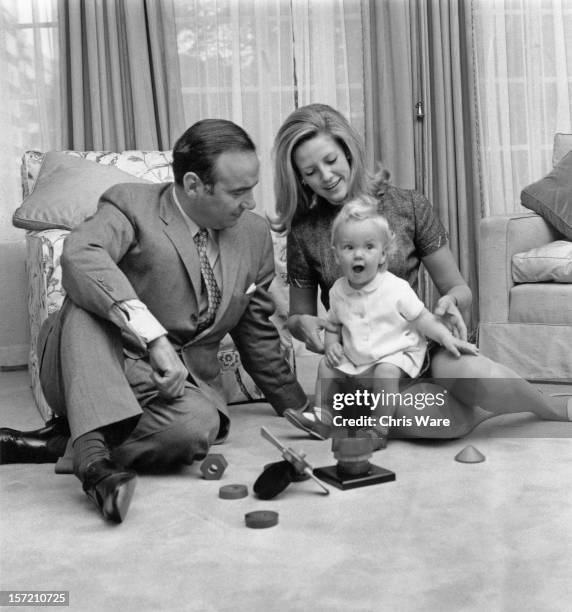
[509,282,572,324]
[553,133,572,166]
[512,240,572,283]
[13,152,151,231]
[521,151,572,240]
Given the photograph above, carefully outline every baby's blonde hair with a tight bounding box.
[331,196,395,270]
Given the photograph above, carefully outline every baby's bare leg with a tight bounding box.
[315,357,345,425]
[370,363,406,427]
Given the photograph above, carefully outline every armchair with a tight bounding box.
[478,134,572,382]
[14,150,295,420]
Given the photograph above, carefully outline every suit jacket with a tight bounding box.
[59,182,306,428]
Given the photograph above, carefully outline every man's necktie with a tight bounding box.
[193,229,222,332]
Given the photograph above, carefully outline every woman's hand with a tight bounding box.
[325,342,345,368]
[422,247,472,341]
[287,314,338,354]
[434,295,467,341]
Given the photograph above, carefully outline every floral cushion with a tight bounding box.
[20,150,293,420]
[25,230,68,419]
[21,150,173,198]
[14,153,153,231]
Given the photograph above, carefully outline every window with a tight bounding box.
[0,0,59,240]
[173,0,365,215]
[472,0,572,215]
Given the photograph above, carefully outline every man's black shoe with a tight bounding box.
[82,458,137,523]
[0,417,70,464]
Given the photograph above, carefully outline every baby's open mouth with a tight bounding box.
[352,264,365,273]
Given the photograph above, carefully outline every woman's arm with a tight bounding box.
[413,309,479,358]
[287,286,337,353]
[421,246,472,340]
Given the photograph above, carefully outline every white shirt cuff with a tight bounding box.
[109,300,167,345]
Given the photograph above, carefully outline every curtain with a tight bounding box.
[58,0,185,151]
[0,0,60,365]
[0,0,60,242]
[363,0,417,188]
[472,0,572,216]
[172,0,365,217]
[365,0,480,331]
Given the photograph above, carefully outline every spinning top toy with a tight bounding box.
[253,427,330,499]
[314,434,396,491]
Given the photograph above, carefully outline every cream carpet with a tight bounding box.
[1,361,572,612]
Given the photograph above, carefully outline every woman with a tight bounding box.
[271,103,570,440]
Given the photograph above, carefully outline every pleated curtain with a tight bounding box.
[364,0,480,331]
[58,0,185,151]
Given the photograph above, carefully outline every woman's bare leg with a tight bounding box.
[430,350,569,421]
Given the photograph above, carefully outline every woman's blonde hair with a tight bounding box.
[270,103,389,233]
[330,196,395,271]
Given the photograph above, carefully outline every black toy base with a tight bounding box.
[313,464,396,490]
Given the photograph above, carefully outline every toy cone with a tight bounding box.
[455,445,485,463]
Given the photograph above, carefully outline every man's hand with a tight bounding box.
[148,335,188,400]
[434,295,467,341]
[288,314,339,354]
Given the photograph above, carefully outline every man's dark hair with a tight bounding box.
[172,119,256,187]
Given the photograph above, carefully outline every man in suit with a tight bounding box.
[0,119,308,523]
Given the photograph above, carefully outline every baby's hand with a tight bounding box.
[440,334,479,359]
[325,342,345,369]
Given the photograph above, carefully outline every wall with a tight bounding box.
[0,154,30,368]
[0,241,29,367]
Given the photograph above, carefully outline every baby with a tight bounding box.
[314,196,479,445]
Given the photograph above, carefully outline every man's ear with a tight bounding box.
[183,171,202,195]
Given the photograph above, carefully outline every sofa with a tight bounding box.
[478,133,572,382]
[13,150,294,420]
